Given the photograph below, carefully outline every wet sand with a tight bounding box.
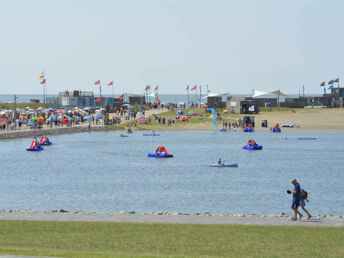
[1,210,343,227]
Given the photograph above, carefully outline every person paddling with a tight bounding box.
[218,158,222,165]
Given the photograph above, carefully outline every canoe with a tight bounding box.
[27,147,44,151]
[120,134,128,137]
[147,153,173,158]
[143,134,160,136]
[297,137,316,140]
[41,142,52,146]
[219,128,226,132]
[209,163,238,167]
[242,144,263,150]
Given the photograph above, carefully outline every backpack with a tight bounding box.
[301,190,308,199]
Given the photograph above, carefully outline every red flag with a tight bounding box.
[107,81,113,86]
[40,79,46,85]
[156,98,161,104]
[96,96,103,103]
[191,85,197,91]
[119,94,124,102]
[94,80,100,85]
[186,85,189,91]
[145,85,150,91]
[155,85,158,91]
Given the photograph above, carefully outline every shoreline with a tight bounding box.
[0,210,343,226]
[1,124,343,141]
[0,124,110,140]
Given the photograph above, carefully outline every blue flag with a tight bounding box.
[210,108,217,128]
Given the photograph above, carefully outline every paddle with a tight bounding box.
[221,158,227,167]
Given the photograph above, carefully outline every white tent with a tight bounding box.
[202,92,228,98]
[252,89,288,106]
[252,90,269,98]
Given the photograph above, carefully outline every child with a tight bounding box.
[298,189,312,220]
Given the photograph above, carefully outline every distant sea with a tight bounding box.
[0,93,309,104]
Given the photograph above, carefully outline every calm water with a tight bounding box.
[0,131,343,215]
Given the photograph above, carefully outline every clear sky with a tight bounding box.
[1,0,343,95]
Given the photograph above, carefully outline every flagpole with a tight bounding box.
[43,83,45,104]
[195,86,197,107]
[45,79,47,104]
[187,85,189,108]
[199,85,202,107]
[112,84,114,99]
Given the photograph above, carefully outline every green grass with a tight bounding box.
[110,108,245,131]
[0,220,343,257]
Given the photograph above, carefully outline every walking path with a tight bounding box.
[0,210,343,227]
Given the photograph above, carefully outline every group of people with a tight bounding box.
[30,136,50,149]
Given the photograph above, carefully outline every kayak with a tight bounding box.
[297,137,316,140]
[209,163,238,167]
[244,127,254,132]
[242,144,263,150]
[143,134,160,136]
[148,153,173,158]
[41,142,52,146]
[27,147,44,151]
[219,128,226,132]
[272,127,281,133]
[120,134,128,137]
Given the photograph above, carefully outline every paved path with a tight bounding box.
[0,211,343,227]
[0,108,168,140]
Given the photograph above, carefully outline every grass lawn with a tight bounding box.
[109,108,243,131]
[0,220,343,257]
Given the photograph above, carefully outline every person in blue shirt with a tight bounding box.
[288,178,301,221]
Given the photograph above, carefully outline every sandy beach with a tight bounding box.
[120,108,344,132]
[1,210,343,227]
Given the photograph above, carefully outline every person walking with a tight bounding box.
[298,189,312,220]
[288,178,301,221]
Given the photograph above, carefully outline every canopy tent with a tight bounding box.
[252,90,269,98]
[252,89,288,106]
[202,92,228,99]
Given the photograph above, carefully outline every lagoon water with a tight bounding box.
[0,131,343,215]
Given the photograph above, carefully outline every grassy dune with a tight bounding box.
[0,220,343,257]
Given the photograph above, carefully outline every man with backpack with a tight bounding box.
[287,178,301,221]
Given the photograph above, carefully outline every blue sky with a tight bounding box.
[1,0,343,95]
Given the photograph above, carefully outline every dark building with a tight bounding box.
[129,94,145,105]
[226,97,260,114]
[206,95,226,108]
